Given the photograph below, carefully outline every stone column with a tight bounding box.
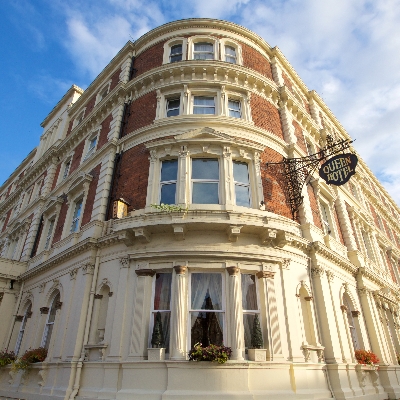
[223,147,234,209]
[334,194,357,251]
[279,102,297,145]
[257,269,284,361]
[130,269,155,359]
[170,265,188,360]
[177,146,189,206]
[43,157,58,196]
[226,266,244,360]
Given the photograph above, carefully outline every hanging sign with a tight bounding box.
[319,153,358,186]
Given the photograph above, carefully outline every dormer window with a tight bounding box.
[170,44,183,63]
[225,46,237,63]
[193,42,214,60]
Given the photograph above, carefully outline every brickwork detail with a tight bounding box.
[385,252,397,283]
[84,95,97,118]
[368,202,379,228]
[133,41,165,78]
[38,171,47,197]
[303,100,311,115]
[52,201,68,245]
[107,144,150,218]
[81,164,101,227]
[69,141,85,174]
[241,43,273,81]
[251,94,284,140]
[98,114,113,150]
[307,185,323,230]
[260,147,292,219]
[2,209,12,233]
[123,91,157,136]
[51,163,61,191]
[31,217,44,257]
[282,72,293,92]
[66,120,74,137]
[109,67,122,91]
[292,120,307,153]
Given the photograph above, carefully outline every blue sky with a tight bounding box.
[1,0,400,204]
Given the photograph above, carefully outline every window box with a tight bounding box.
[247,349,267,362]
[147,347,166,361]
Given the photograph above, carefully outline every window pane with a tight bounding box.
[192,159,219,180]
[160,183,176,204]
[235,185,250,207]
[191,311,223,347]
[193,183,219,204]
[193,106,215,114]
[171,44,182,55]
[225,46,236,56]
[194,97,214,106]
[161,160,178,182]
[233,162,249,184]
[154,273,172,310]
[243,313,256,349]
[48,294,60,323]
[194,43,213,52]
[241,274,258,310]
[166,99,180,117]
[152,311,171,351]
[74,201,82,218]
[191,273,222,310]
[43,324,54,350]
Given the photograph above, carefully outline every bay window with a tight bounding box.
[192,159,219,204]
[233,161,251,207]
[193,42,214,60]
[151,273,172,352]
[190,273,224,347]
[160,160,178,204]
[241,274,260,350]
[193,96,215,115]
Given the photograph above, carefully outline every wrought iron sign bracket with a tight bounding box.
[265,137,354,220]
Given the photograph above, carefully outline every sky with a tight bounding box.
[1,0,400,205]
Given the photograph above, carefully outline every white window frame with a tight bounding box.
[44,218,56,250]
[155,90,184,120]
[41,292,60,350]
[187,36,219,61]
[192,96,216,115]
[319,200,332,235]
[187,271,226,351]
[70,198,83,233]
[166,97,181,118]
[219,38,243,65]
[233,160,251,208]
[149,272,173,352]
[62,159,71,180]
[159,159,178,205]
[227,98,241,118]
[163,37,188,64]
[83,130,100,161]
[191,158,220,205]
[188,90,220,115]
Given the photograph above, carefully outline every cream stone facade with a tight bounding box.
[0,18,400,400]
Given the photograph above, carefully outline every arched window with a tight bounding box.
[299,287,317,345]
[41,291,60,349]
[14,302,32,355]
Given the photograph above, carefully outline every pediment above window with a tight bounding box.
[42,196,64,216]
[174,127,234,143]
[67,173,93,197]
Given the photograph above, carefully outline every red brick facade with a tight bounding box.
[98,114,113,150]
[2,209,12,233]
[84,95,97,118]
[30,217,44,257]
[66,120,74,137]
[133,41,165,78]
[241,43,273,81]
[251,94,284,140]
[307,185,323,230]
[123,91,157,136]
[69,141,85,175]
[51,163,61,191]
[52,201,68,245]
[81,164,101,227]
[107,144,150,218]
[282,72,293,92]
[260,147,292,220]
[110,67,122,91]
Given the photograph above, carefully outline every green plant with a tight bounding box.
[188,343,232,364]
[151,311,164,348]
[251,314,263,349]
[12,347,47,372]
[151,203,188,213]
[355,349,379,366]
[0,349,16,367]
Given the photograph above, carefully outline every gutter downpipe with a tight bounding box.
[65,249,100,400]
[5,281,24,350]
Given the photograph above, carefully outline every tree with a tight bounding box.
[251,314,263,349]
[151,311,164,348]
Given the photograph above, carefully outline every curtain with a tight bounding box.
[241,274,257,310]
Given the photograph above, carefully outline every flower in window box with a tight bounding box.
[0,349,16,367]
[354,349,380,366]
[188,343,232,364]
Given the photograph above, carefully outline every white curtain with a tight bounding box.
[191,273,222,310]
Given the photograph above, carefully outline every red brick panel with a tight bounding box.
[107,144,150,218]
[333,205,345,245]
[307,185,323,230]
[292,120,307,153]
[134,41,165,77]
[282,72,293,92]
[81,164,101,227]
[6,185,12,197]
[84,95,97,118]
[260,147,292,220]
[382,219,391,240]
[123,91,157,136]
[241,43,273,81]
[98,114,113,150]
[2,209,12,232]
[66,120,74,137]
[51,164,61,191]
[30,218,44,258]
[251,94,284,140]
[303,100,311,115]
[38,171,47,197]
[69,141,85,174]
[52,201,68,245]
[368,202,379,228]
[110,67,122,91]
[385,252,397,283]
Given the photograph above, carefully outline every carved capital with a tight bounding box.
[311,266,325,277]
[174,265,187,275]
[340,305,348,313]
[351,310,361,317]
[226,266,240,276]
[40,307,49,315]
[69,268,78,280]
[304,296,313,301]
[54,301,62,310]
[326,271,334,281]
[119,256,130,267]
[135,269,155,277]
[83,263,95,275]
[256,271,275,279]
[94,294,103,299]
[15,315,24,322]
